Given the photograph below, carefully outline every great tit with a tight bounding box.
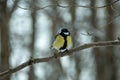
[52,28,73,53]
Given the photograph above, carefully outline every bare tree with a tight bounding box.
[0,0,10,80]
[27,0,37,80]
[103,0,117,80]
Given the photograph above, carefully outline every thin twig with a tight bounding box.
[0,40,120,77]
[107,13,120,24]
[57,0,119,8]
[12,0,120,10]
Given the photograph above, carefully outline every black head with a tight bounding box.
[59,28,70,36]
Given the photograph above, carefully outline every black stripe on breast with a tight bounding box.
[60,35,67,50]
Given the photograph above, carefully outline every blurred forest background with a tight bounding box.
[0,0,120,80]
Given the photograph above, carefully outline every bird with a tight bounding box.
[52,28,73,53]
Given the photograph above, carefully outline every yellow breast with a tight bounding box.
[67,36,72,49]
[53,35,64,50]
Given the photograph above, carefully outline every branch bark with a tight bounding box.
[0,40,120,77]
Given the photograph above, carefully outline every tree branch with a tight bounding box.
[0,40,120,77]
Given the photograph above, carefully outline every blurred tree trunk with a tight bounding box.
[68,0,77,46]
[0,0,10,80]
[104,0,116,80]
[28,0,37,80]
[91,0,117,80]
[90,0,104,80]
[68,0,81,80]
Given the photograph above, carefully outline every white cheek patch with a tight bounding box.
[64,32,69,35]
